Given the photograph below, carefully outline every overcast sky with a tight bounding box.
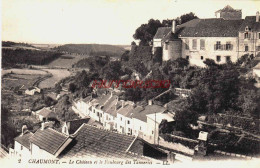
[2,0,260,45]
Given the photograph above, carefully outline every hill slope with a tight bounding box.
[53,44,126,57]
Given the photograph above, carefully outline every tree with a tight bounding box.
[180,12,198,24]
[68,83,77,93]
[133,19,163,46]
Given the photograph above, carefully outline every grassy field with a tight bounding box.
[46,54,89,68]
[38,69,71,88]
[2,68,48,75]
[2,73,44,91]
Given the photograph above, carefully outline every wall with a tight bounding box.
[238,31,260,57]
[181,37,238,67]
[220,11,242,20]
[162,40,182,61]
[14,141,30,158]
[116,113,133,135]
[146,117,160,144]
[31,143,54,158]
[74,100,91,116]
[132,118,147,138]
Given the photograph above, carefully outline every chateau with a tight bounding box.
[153,5,260,67]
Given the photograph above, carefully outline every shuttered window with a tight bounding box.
[192,39,197,50]
[200,39,205,50]
[185,39,189,50]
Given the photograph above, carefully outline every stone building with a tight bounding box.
[153,6,260,67]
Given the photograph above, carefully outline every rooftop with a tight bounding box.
[59,124,152,160]
[132,105,166,122]
[65,118,92,134]
[30,128,71,155]
[37,108,54,117]
[14,131,33,149]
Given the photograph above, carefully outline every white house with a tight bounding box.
[25,87,41,95]
[13,126,33,158]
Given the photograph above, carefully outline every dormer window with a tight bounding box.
[245,26,249,31]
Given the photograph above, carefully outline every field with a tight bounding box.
[38,69,71,88]
[46,54,89,68]
[2,69,48,90]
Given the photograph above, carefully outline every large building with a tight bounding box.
[153,6,260,67]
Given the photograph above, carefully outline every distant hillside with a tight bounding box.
[53,44,126,57]
[2,41,35,48]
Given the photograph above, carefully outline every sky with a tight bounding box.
[2,0,260,45]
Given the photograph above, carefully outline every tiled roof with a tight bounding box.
[215,5,240,13]
[37,108,52,117]
[238,16,260,32]
[132,105,166,122]
[117,103,135,118]
[154,27,171,39]
[178,18,243,37]
[160,18,244,41]
[30,128,70,155]
[59,124,148,159]
[102,95,118,112]
[14,131,33,149]
[66,118,91,134]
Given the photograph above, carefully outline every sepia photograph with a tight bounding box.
[1,0,260,167]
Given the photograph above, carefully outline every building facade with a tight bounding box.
[153,6,260,67]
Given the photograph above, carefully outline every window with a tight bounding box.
[226,56,231,62]
[192,39,197,50]
[185,39,189,50]
[152,131,154,134]
[97,112,99,116]
[201,56,204,60]
[257,46,260,51]
[93,110,95,113]
[244,32,249,39]
[216,56,221,62]
[121,117,122,121]
[21,145,23,150]
[245,45,249,51]
[127,120,130,124]
[128,128,131,132]
[200,39,205,50]
[165,43,168,50]
[186,56,189,60]
[100,113,102,117]
[226,42,232,50]
[140,126,142,130]
[106,115,108,120]
[215,41,221,50]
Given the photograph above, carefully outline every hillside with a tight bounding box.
[53,44,126,57]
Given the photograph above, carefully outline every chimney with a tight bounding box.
[257,11,259,22]
[172,20,176,33]
[148,100,153,105]
[121,100,125,108]
[41,122,45,130]
[21,125,27,135]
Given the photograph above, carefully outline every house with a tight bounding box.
[25,87,41,95]
[35,107,56,121]
[30,124,73,158]
[11,123,73,159]
[12,125,33,158]
[153,5,260,67]
[116,101,135,134]
[59,124,167,161]
[215,5,242,20]
[146,112,174,144]
[238,13,260,58]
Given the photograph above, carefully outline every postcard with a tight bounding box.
[1,0,260,167]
